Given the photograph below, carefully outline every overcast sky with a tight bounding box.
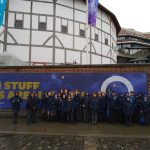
[99,0,150,32]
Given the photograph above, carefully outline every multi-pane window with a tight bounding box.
[80,29,85,37]
[15,20,23,29]
[105,38,108,45]
[61,25,68,34]
[95,34,99,41]
[38,22,46,31]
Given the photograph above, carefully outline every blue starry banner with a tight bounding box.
[0,73,147,109]
[88,0,99,26]
[0,0,6,26]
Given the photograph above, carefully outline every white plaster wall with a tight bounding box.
[7,29,30,44]
[55,48,65,63]
[9,0,31,13]
[92,41,101,54]
[75,10,86,23]
[8,13,15,27]
[57,0,73,7]
[92,54,101,64]
[56,33,73,49]
[102,57,111,64]
[7,45,29,61]
[56,4,73,20]
[82,52,90,65]
[31,47,53,63]
[33,2,53,15]
[75,0,86,11]
[32,31,53,46]
[74,37,86,51]
[102,11,110,24]
[102,22,110,33]
[66,50,80,64]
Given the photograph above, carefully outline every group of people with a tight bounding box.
[10,89,150,126]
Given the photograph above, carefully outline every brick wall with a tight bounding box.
[0,64,150,116]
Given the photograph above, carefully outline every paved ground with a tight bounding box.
[0,117,150,150]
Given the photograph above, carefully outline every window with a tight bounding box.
[105,38,108,45]
[80,29,85,37]
[95,34,98,41]
[61,25,68,34]
[38,22,46,31]
[112,43,114,49]
[15,20,23,29]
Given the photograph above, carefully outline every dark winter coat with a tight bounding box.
[26,96,38,111]
[48,96,58,113]
[90,97,99,111]
[66,99,74,112]
[123,97,134,116]
[58,98,67,112]
[10,96,23,113]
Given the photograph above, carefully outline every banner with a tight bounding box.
[0,73,147,109]
[88,0,99,26]
[0,0,6,26]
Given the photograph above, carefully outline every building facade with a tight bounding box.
[0,0,120,65]
[117,28,150,64]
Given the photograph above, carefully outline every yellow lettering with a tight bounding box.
[26,82,32,90]
[4,82,10,90]
[7,91,14,99]
[11,82,18,90]
[0,91,5,99]
[33,82,40,90]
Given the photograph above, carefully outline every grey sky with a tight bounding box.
[100,0,150,32]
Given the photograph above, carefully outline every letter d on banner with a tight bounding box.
[88,0,98,26]
[0,0,7,27]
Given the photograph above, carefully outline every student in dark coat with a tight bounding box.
[41,92,48,120]
[48,92,58,122]
[109,91,118,124]
[134,94,143,123]
[59,94,67,122]
[10,92,23,124]
[106,89,112,121]
[90,93,99,124]
[140,96,150,126]
[83,92,90,122]
[123,93,134,126]
[33,92,40,122]
[73,90,80,121]
[98,92,106,123]
[26,92,38,125]
[117,94,124,124]
[66,95,74,123]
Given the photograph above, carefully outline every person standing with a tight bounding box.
[41,92,48,120]
[123,92,134,126]
[140,96,150,126]
[66,95,74,123]
[83,92,90,122]
[26,92,38,125]
[90,93,99,124]
[10,92,23,124]
[59,94,67,122]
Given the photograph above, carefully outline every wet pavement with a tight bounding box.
[0,117,150,150]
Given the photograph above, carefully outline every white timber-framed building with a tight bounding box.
[0,0,120,65]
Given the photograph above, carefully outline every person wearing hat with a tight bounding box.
[10,92,23,124]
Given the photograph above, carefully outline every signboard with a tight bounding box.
[88,0,99,26]
[0,73,147,109]
[0,0,6,26]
